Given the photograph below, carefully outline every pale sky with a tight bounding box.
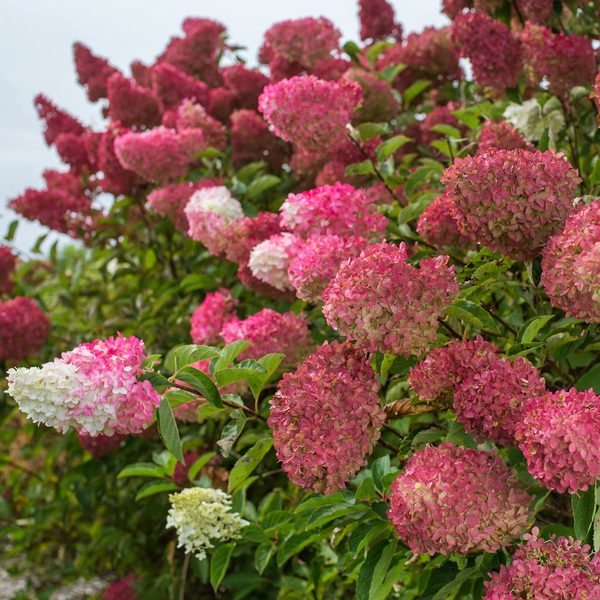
[0,0,447,253]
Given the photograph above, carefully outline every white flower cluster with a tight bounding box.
[184,186,244,224]
[166,487,248,560]
[249,233,300,291]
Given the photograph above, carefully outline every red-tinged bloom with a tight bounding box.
[53,132,95,173]
[106,73,161,129]
[288,235,368,303]
[516,388,600,493]
[169,100,227,150]
[207,87,237,123]
[258,76,362,154]
[358,0,402,41]
[114,127,206,184]
[0,246,16,295]
[0,297,50,362]
[514,0,554,23]
[280,183,387,240]
[33,94,85,146]
[541,201,600,322]
[388,444,532,555]
[452,12,522,93]
[520,22,595,97]
[73,42,120,101]
[408,337,498,403]
[190,289,237,346]
[77,432,125,458]
[248,233,302,292]
[419,102,462,146]
[221,308,313,368]
[223,212,282,265]
[130,60,153,87]
[269,341,384,494]
[416,194,474,250]
[442,0,472,18]
[222,64,270,110]
[442,149,581,260]
[97,126,142,196]
[477,120,533,153]
[484,528,600,599]
[323,242,460,355]
[230,109,290,171]
[343,68,398,123]
[151,63,209,111]
[103,574,139,600]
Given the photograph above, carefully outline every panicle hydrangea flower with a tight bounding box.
[78,432,125,458]
[258,76,362,154]
[102,574,139,600]
[54,132,95,173]
[269,341,385,494]
[230,109,290,171]
[0,297,50,362]
[477,120,534,153]
[358,0,401,41]
[106,73,161,128]
[416,194,474,250]
[221,65,270,110]
[97,126,142,195]
[131,60,153,87]
[288,235,368,303]
[442,149,581,260]
[221,308,312,368]
[343,68,398,123]
[33,94,85,146]
[408,337,498,403]
[166,487,247,560]
[114,127,206,184]
[248,233,302,292]
[452,12,522,93]
[207,87,237,123]
[0,246,17,295]
[442,0,472,18]
[7,334,160,436]
[150,63,209,111]
[454,356,546,446]
[322,242,460,356]
[223,212,282,265]
[388,444,532,555]
[280,183,387,240]
[541,200,600,322]
[520,22,596,97]
[515,0,554,23]
[168,100,227,150]
[73,42,120,101]
[236,263,296,302]
[484,528,600,599]
[516,388,600,493]
[184,186,244,255]
[190,289,237,345]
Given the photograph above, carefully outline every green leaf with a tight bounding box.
[345,160,375,177]
[214,341,252,371]
[276,532,320,567]
[575,364,600,394]
[372,455,392,491]
[430,124,462,138]
[135,481,178,501]
[356,477,377,501]
[157,397,184,463]
[376,135,411,161]
[140,371,170,390]
[163,389,197,409]
[164,344,221,375]
[255,541,274,575]
[446,300,501,334]
[366,40,394,64]
[572,486,597,541]
[177,366,223,408]
[398,194,433,225]
[228,437,274,492]
[247,353,285,400]
[247,175,281,199]
[4,220,18,241]
[217,410,247,458]
[118,462,167,479]
[357,540,397,600]
[432,567,478,600]
[357,122,390,142]
[214,361,266,388]
[210,543,235,592]
[349,521,391,557]
[187,452,217,481]
[538,127,550,151]
[518,315,554,343]
[403,79,431,105]
[143,248,157,269]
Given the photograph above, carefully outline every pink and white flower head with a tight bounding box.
[388,444,532,555]
[416,194,474,251]
[7,334,160,436]
[184,186,244,256]
[442,149,581,260]
[287,235,368,303]
[516,388,600,493]
[258,76,362,154]
[269,341,384,494]
[220,308,312,368]
[322,242,460,356]
[541,201,600,322]
[114,127,206,184]
[0,297,50,362]
[223,212,283,265]
[484,528,600,599]
[248,233,301,292]
[190,289,237,346]
[280,183,387,240]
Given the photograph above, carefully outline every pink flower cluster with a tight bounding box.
[516,388,600,493]
[0,246,16,295]
[34,94,85,145]
[0,297,50,362]
[388,444,532,555]
[541,200,600,322]
[78,432,125,458]
[97,126,142,196]
[164,100,226,150]
[258,76,362,154]
[73,42,120,102]
[150,63,209,111]
[288,235,368,303]
[484,528,600,599]
[416,194,473,250]
[190,289,237,346]
[442,149,581,260]
[221,308,312,368]
[357,0,401,41]
[452,12,522,93]
[269,341,384,494]
[280,183,387,240]
[343,69,398,124]
[106,73,161,128]
[323,242,459,356]
[477,120,533,153]
[223,212,282,265]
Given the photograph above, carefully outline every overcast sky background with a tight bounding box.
[0,0,447,253]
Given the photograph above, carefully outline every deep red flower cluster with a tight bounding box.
[0,297,50,362]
